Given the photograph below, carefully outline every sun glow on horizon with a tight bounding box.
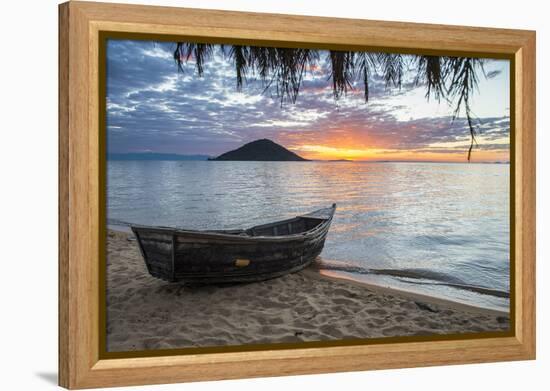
[290,143,509,163]
[293,144,388,160]
[106,40,511,161]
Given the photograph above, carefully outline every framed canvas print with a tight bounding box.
[58,1,536,389]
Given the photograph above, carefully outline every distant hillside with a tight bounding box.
[108,153,210,161]
[210,139,308,161]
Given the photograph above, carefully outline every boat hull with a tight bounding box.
[131,205,335,283]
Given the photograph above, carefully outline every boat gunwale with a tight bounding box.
[130,205,336,243]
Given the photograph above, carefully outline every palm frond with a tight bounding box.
[244,47,319,105]
[171,42,490,160]
[355,52,378,102]
[379,53,404,89]
[228,45,249,90]
[173,43,214,76]
[328,51,356,100]
[415,55,444,102]
[444,57,485,160]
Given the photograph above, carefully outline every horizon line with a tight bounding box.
[107,153,509,164]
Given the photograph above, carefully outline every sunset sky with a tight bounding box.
[106,40,510,162]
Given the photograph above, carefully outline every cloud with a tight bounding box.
[106,40,510,160]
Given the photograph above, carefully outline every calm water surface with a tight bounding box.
[107,161,510,312]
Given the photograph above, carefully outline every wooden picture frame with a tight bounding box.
[58,1,536,388]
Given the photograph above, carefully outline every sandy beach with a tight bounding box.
[106,229,510,352]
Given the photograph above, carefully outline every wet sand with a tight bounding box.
[106,229,510,352]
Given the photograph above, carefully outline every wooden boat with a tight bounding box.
[131,204,336,283]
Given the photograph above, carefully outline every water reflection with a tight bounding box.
[107,161,509,311]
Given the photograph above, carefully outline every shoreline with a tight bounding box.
[305,269,508,317]
[107,224,507,316]
[106,229,510,352]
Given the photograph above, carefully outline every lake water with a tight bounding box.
[107,160,510,312]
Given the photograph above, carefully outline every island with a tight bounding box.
[209,139,308,161]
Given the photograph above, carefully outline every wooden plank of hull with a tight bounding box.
[131,205,335,283]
